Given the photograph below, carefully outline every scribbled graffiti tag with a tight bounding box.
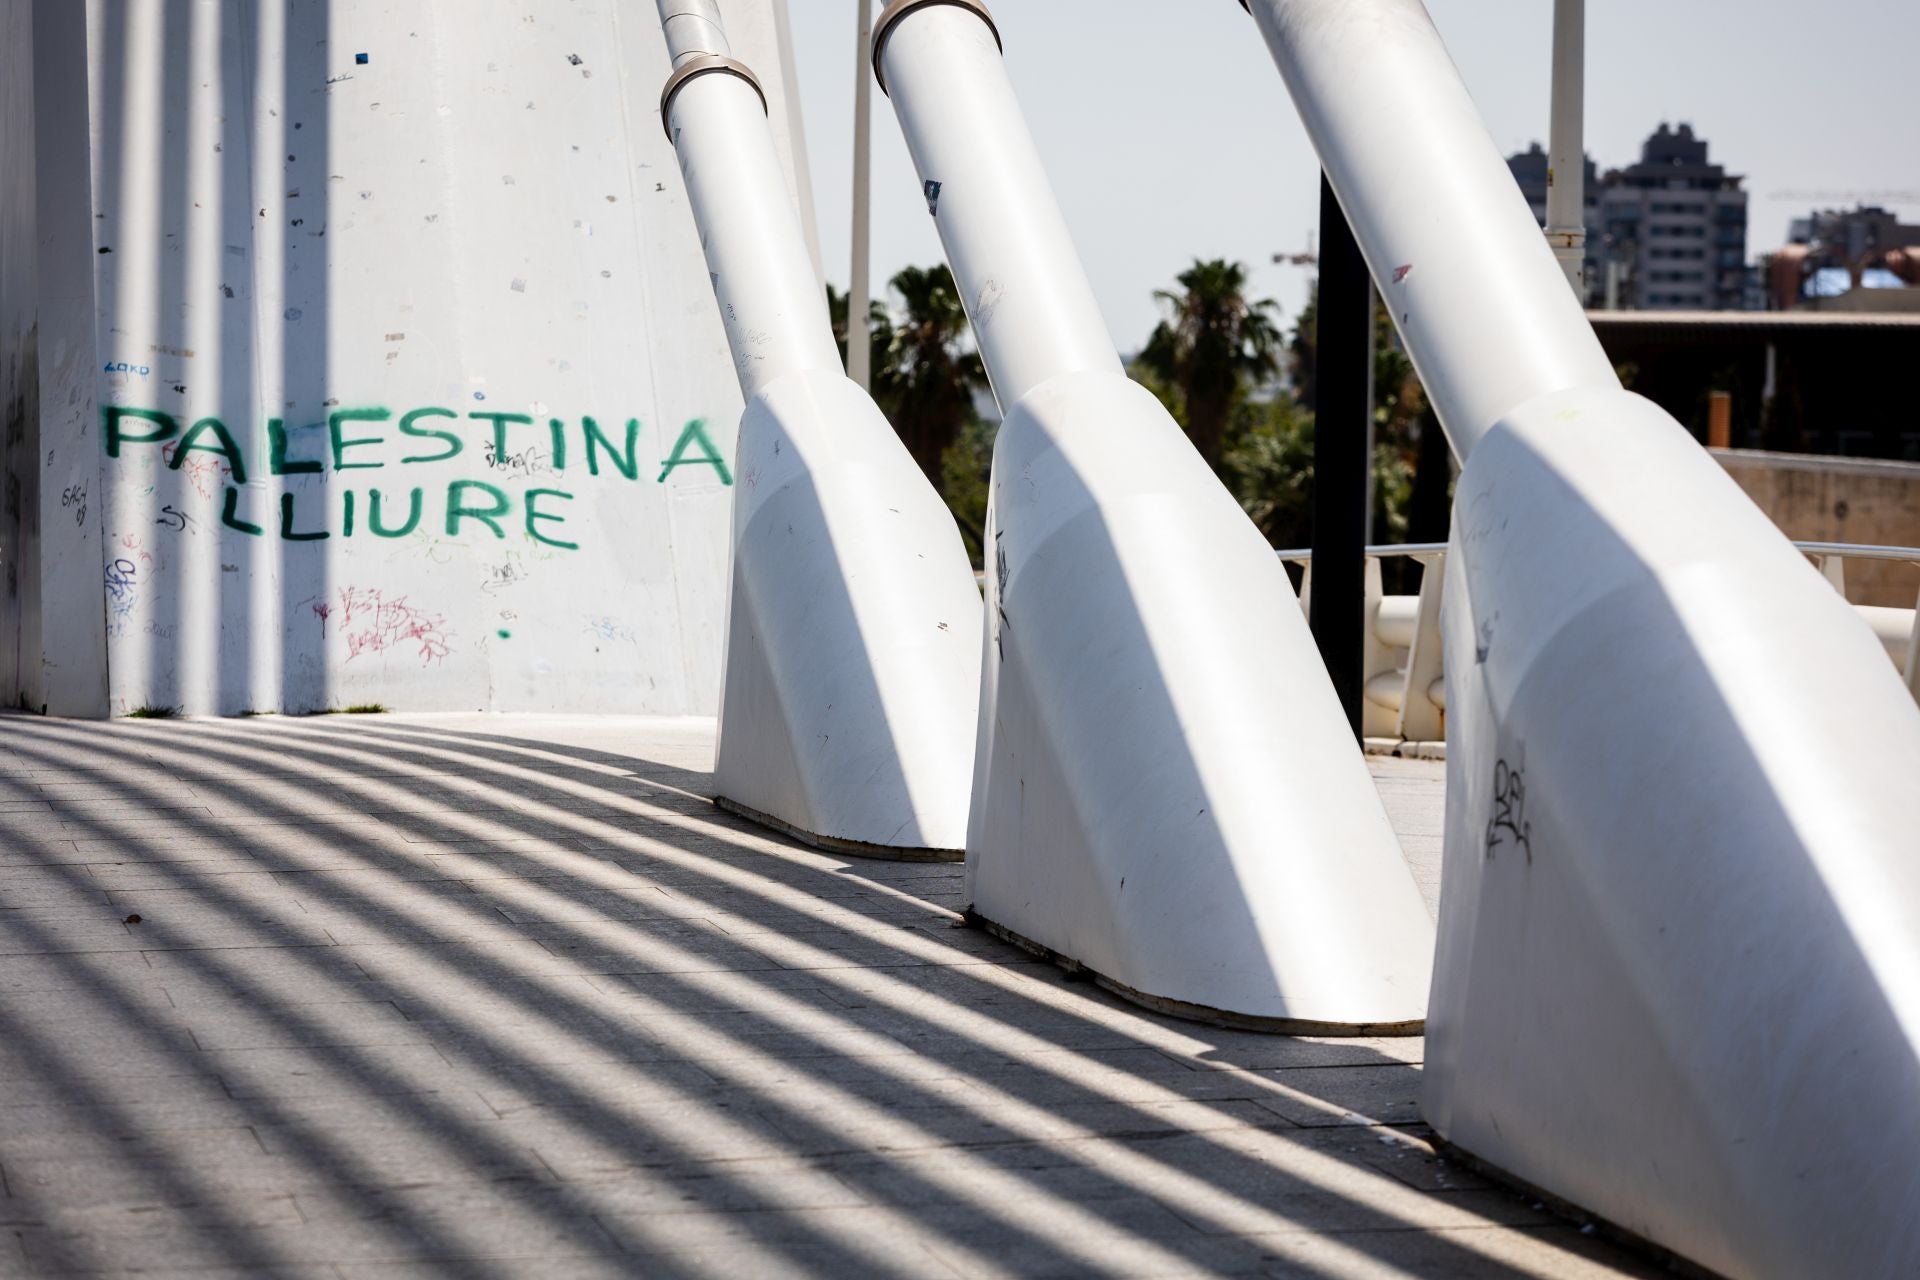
[156,505,197,533]
[992,528,1010,661]
[104,558,138,603]
[337,586,452,665]
[1485,757,1533,864]
[584,616,637,645]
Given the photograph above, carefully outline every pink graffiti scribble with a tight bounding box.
[160,441,233,500]
[312,601,332,636]
[119,533,158,568]
[337,586,452,665]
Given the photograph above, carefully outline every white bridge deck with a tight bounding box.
[0,714,1659,1278]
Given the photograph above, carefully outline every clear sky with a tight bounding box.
[786,0,1920,352]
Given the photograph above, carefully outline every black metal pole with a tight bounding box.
[1309,173,1373,743]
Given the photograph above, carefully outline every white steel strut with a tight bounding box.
[872,0,1436,1032]
[1241,1,1920,1274]
[656,0,983,857]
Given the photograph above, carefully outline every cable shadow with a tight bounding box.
[1,716,1659,1276]
[1,728,1118,1276]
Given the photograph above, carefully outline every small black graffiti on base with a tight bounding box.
[1485,757,1532,864]
[62,483,88,526]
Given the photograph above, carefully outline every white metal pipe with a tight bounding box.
[871,0,1436,1032]
[1242,0,1619,460]
[872,2,1119,410]
[1545,0,1587,294]
[658,0,730,68]
[652,0,986,856]
[848,0,875,390]
[657,4,840,399]
[1373,595,1419,650]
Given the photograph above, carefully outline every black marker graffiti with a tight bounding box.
[1485,757,1532,864]
[992,528,1010,662]
[156,505,197,533]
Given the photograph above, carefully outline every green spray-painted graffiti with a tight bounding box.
[103,406,733,550]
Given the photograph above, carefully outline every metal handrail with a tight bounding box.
[1274,543,1445,560]
[1276,540,1920,563]
[1276,536,1920,742]
[1788,542,1920,563]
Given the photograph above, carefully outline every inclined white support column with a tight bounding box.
[1243,2,1920,1274]
[1240,0,1617,461]
[874,0,1435,1031]
[659,0,730,67]
[1545,0,1587,295]
[873,2,1120,411]
[657,1,983,857]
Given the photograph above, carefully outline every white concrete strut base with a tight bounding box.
[1427,1136,1716,1280]
[713,369,982,857]
[966,371,1436,1032]
[713,796,961,864]
[968,912,1422,1037]
[1425,387,1920,1280]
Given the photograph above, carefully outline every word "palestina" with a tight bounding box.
[103,405,733,549]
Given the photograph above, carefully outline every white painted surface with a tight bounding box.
[1244,0,1920,1270]
[6,0,110,717]
[878,3,1434,1028]
[18,0,813,717]
[876,6,1118,416]
[973,372,1435,1026]
[659,1,982,852]
[715,370,982,851]
[1,0,37,708]
[661,49,840,400]
[1431,388,1920,1279]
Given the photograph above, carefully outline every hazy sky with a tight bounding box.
[786,0,1920,351]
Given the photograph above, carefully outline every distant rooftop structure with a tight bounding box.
[1764,205,1920,312]
[1626,121,1715,172]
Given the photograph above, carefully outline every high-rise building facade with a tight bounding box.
[1600,124,1749,310]
[1508,124,1749,311]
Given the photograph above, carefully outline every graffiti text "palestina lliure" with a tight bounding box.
[102,405,734,550]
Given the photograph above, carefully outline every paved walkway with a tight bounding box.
[0,714,1659,1279]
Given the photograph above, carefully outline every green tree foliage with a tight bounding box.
[831,267,993,563]
[823,257,1454,577]
[877,265,987,492]
[940,415,996,565]
[826,282,893,383]
[1222,393,1317,548]
[1135,260,1284,470]
[1134,266,1450,582]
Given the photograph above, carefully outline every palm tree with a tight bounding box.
[826,283,894,384]
[1137,259,1283,470]
[875,264,986,492]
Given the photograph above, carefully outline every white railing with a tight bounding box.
[1280,541,1920,750]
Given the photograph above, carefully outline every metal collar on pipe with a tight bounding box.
[658,54,767,140]
[871,0,1001,97]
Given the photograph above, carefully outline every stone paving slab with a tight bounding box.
[0,713,1661,1279]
